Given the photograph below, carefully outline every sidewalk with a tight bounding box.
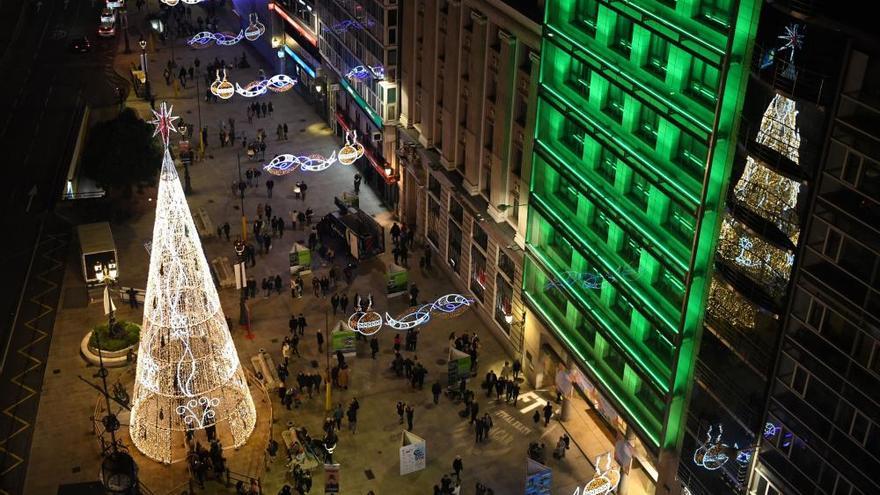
[25,2,605,494]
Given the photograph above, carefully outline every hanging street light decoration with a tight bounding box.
[347,293,474,335]
[161,0,204,4]
[345,64,385,81]
[337,130,365,165]
[244,13,266,42]
[263,151,338,176]
[573,453,620,495]
[693,425,731,471]
[234,74,297,97]
[210,69,234,100]
[187,30,244,48]
[323,18,374,34]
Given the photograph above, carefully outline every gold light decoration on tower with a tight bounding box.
[129,103,256,463]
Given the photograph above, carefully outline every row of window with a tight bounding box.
[524,257,667,439]
[562,0,724,111]
[552,45,711,185]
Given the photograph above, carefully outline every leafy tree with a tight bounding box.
[81,108,162,193]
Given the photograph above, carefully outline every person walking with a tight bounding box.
[370,336,379,359]
[283,123,288,139]
[512,360,522,380]
[268,101,274,116]
[222,222,231,241]
[390,223,401,245]
[346,402,358,433]
[432,381,442,404]
[500,361,512,381]
[340,293,349,314]
[266,179,274,198]
[331,293,340,314]
[543,402,553,426]
[452,456,463,481]
[316,330,324,354]
[469,401,480,425]
[409,283,419,306]
[332,403,344,431]
[297,313,307,336]
[274,274,283,295]
[405,404,415,431]
[396,401,405,425]
[353,173,362,194]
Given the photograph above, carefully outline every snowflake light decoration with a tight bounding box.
[149,102,179,148]
[777,23,805,62]
[323,18,374,34]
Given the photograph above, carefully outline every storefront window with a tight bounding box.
[470,245,487,301]
[448,221,462,274]
[494,274,513,334]
[426,197,441,249]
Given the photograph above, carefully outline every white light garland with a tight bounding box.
[693,425,730,471]
[188,30,244,48]
[161,0,203,5]
[573,453,620,495]
[210,69,235,100]
[234,74,297,98]
[346,64,385,81]
[130,103,256,464]
[347,293,473,335]
[244,13,265,42]
[337,130,365,165]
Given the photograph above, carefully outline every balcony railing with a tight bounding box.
[694,359,762,429]
[750,45,832,106]
[704,311,773,373]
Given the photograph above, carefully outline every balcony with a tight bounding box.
[750,45,833,107]
[693,356,763,432]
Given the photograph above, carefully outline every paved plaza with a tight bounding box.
[21,3,603,494]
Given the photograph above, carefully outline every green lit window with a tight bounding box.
[567,58,592,99]
[612,292,634,327]
[603,84,625,123]
[645,34,669,79]
[592,212,611,242]
[611,14,633,58]
[645,328,674,364]
[676,131,709,177]
[576,0,599,36]
[687,58,720,108]
[619,236,641,267]
[666,203,695,246]
[562,119,587,159]
[604,343,627,380]
[550,228,574,266]
[627,172,651,211]
[596,148,617,185]
[698,0,733,31]
[546,277,569,313]
[556,176,579,214]
[635,381,664,418]
[576,317,598,349]
[636,105,660,148]
[655,269,685,309]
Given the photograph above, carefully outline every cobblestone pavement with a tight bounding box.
[23,2,601,494]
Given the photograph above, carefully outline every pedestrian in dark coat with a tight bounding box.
[316,331,324,353]
[405,404,414,430]
[543,402,553,426]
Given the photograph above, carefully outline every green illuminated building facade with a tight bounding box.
[523,0,761,483]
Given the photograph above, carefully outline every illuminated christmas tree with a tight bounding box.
[129,104,256,463]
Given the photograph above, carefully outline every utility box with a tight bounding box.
[77,222,117,285]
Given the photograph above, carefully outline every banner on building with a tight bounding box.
[324,463,340,493]
[525,458,552,495]
[399,431,427,475]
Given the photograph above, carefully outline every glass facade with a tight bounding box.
[525,0,761,454]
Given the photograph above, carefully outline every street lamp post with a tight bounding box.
[94,261,119,331]
[139,36,150,98]
[194,58,203,160]
[237,152,248,243]
[179,124,192,194]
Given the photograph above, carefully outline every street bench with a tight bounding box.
[193,206,215,239]
[211,256,235,288]
[250,349,281,390]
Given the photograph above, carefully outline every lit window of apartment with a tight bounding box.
[611,13,633,59]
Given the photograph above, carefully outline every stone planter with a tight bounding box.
[81,331,137,368]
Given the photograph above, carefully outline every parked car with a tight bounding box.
[100,8,115,23]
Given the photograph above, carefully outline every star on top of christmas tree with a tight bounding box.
[148,102,179,147]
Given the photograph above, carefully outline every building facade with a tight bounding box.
[267,0,325,108]
[396,0,543,358]
[746,6,880,495]
[317,0,401,207]
[524,0,761,493]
